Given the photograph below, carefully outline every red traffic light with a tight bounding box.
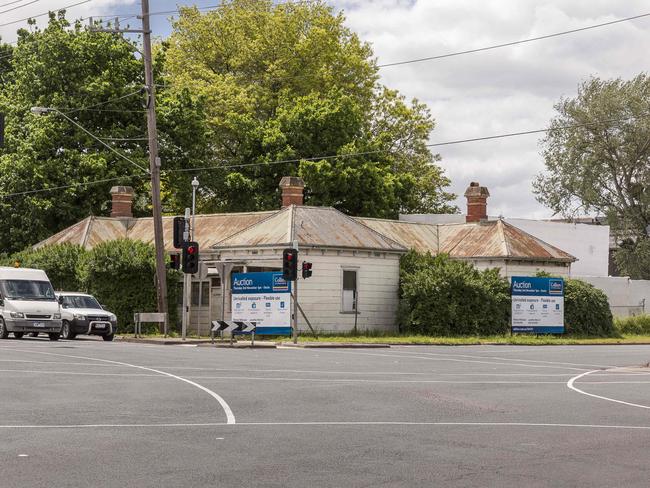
[187,245,197,255]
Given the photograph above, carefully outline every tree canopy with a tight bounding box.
[534,74,650,278]
[0,2,455,254]
[164,0,455,217]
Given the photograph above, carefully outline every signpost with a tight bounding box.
[231,272,292,335]
[511,276,564,334]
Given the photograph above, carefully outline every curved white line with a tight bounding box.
[567,370,650,410]
[6,348,236,424]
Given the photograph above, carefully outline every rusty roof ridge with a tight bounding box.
[443,224,477,255]
[501,220,577,262]
[33,216,93,249]
[326,207,407,251]
[497,219,512,257]
[211,207,288,248]
[288,204,296,245]
[81,216,94,249]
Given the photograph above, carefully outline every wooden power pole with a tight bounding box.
[90,1,168,320]
[141,0,168,319]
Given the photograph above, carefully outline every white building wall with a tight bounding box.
[210,248,401,334]
[504,219,609,277]
[576,276,650,317]
[470,259,571,278]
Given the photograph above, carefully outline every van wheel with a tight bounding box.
[0,319,8,339]
[102,334,114,342]
[61,321,75,340]
[13,332,24,339]
[48,333,60,341]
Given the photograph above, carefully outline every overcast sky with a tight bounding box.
[2,0,649,218]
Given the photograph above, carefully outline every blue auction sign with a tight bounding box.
[231,272,292,335]
[511,276,564,334]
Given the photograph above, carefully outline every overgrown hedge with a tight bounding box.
[399,251,511,335]
[78,239,180,333]
[399,251,616,337]
[2,240,179,334]
[0,243,86,291]
[536,273,615,336]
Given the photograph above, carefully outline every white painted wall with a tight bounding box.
[576,276,650,317]
[504,219,609,277]
[470,259,571,278]
[209,248,401,334]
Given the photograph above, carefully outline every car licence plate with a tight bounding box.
[33,322,45,328]
[94,323,107,329]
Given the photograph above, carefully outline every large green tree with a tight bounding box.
[0,13,211,253]
[164,0,455,217]
[534,75,650,278]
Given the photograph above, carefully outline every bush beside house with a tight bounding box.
[3,240,179,334]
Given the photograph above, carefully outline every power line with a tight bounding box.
[0,174,146,198]
[0,0,32,8]
[378,11,650,68]
[0,0,93,27]
[2,112,648,200]
[0,0,39,15]
[59,88,143,114]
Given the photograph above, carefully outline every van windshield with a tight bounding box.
[61,295,101,309]
[1,280,55,301]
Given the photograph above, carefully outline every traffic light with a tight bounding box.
[169,254,181,270]
[182,241,199,274]
[282,248,298,281]
[301,261,312,279]
[173,216,186,249]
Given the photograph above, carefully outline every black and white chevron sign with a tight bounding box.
[211,320,256,333]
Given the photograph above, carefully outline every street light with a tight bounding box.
[30,106,149,173]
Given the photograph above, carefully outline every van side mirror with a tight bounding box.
[58,296,64,305]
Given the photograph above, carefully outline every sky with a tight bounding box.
[1,0,649,218]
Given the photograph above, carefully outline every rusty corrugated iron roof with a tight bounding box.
[214,206,407,252]
[359,218,575,262]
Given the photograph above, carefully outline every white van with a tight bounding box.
[0,267,63,341]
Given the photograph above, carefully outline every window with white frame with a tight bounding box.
[341,268,358,313]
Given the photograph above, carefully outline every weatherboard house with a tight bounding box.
[36,178,575,334]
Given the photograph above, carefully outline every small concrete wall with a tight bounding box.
[576,276,649,317]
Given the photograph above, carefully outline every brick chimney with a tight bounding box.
[110,186,134,218]
[279,176,305,207]
[464,182,489,223]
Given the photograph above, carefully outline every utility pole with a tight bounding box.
[92,4,169,320]
[141,0,168,321]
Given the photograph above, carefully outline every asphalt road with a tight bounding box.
[1,338,650,487]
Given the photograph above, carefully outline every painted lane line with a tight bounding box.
[182,375,566,384]
[4,348,236,424]
[1,421,650,431]
[567,370,650,410]
[0,359,118,367]
[0,369,162,377]
[387,348,615,369]
[287,348,590,372]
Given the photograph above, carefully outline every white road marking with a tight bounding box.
[18,454,28,457]
[4,348,236,424]
[1,421,650,431]
[0,369,161,377]
[181,375,565,384]
[567,370,650,410]
[288,348,591,371]
[387,348,615,369]
[0,359,116,367]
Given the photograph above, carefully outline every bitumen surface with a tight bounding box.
[1,338,650,487]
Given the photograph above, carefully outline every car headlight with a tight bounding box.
[53,313,61,320]
[109,314,117,322]
[74,314,86,320]
[10,312,24,318]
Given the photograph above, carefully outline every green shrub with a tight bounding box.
[1,244,87,291]
[536,272,615,336]
[615,314,650,335]
[399,251,510,335]
[78,239,180,333]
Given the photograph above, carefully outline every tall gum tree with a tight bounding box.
[535,74,650,279]
[164,0,456,217]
